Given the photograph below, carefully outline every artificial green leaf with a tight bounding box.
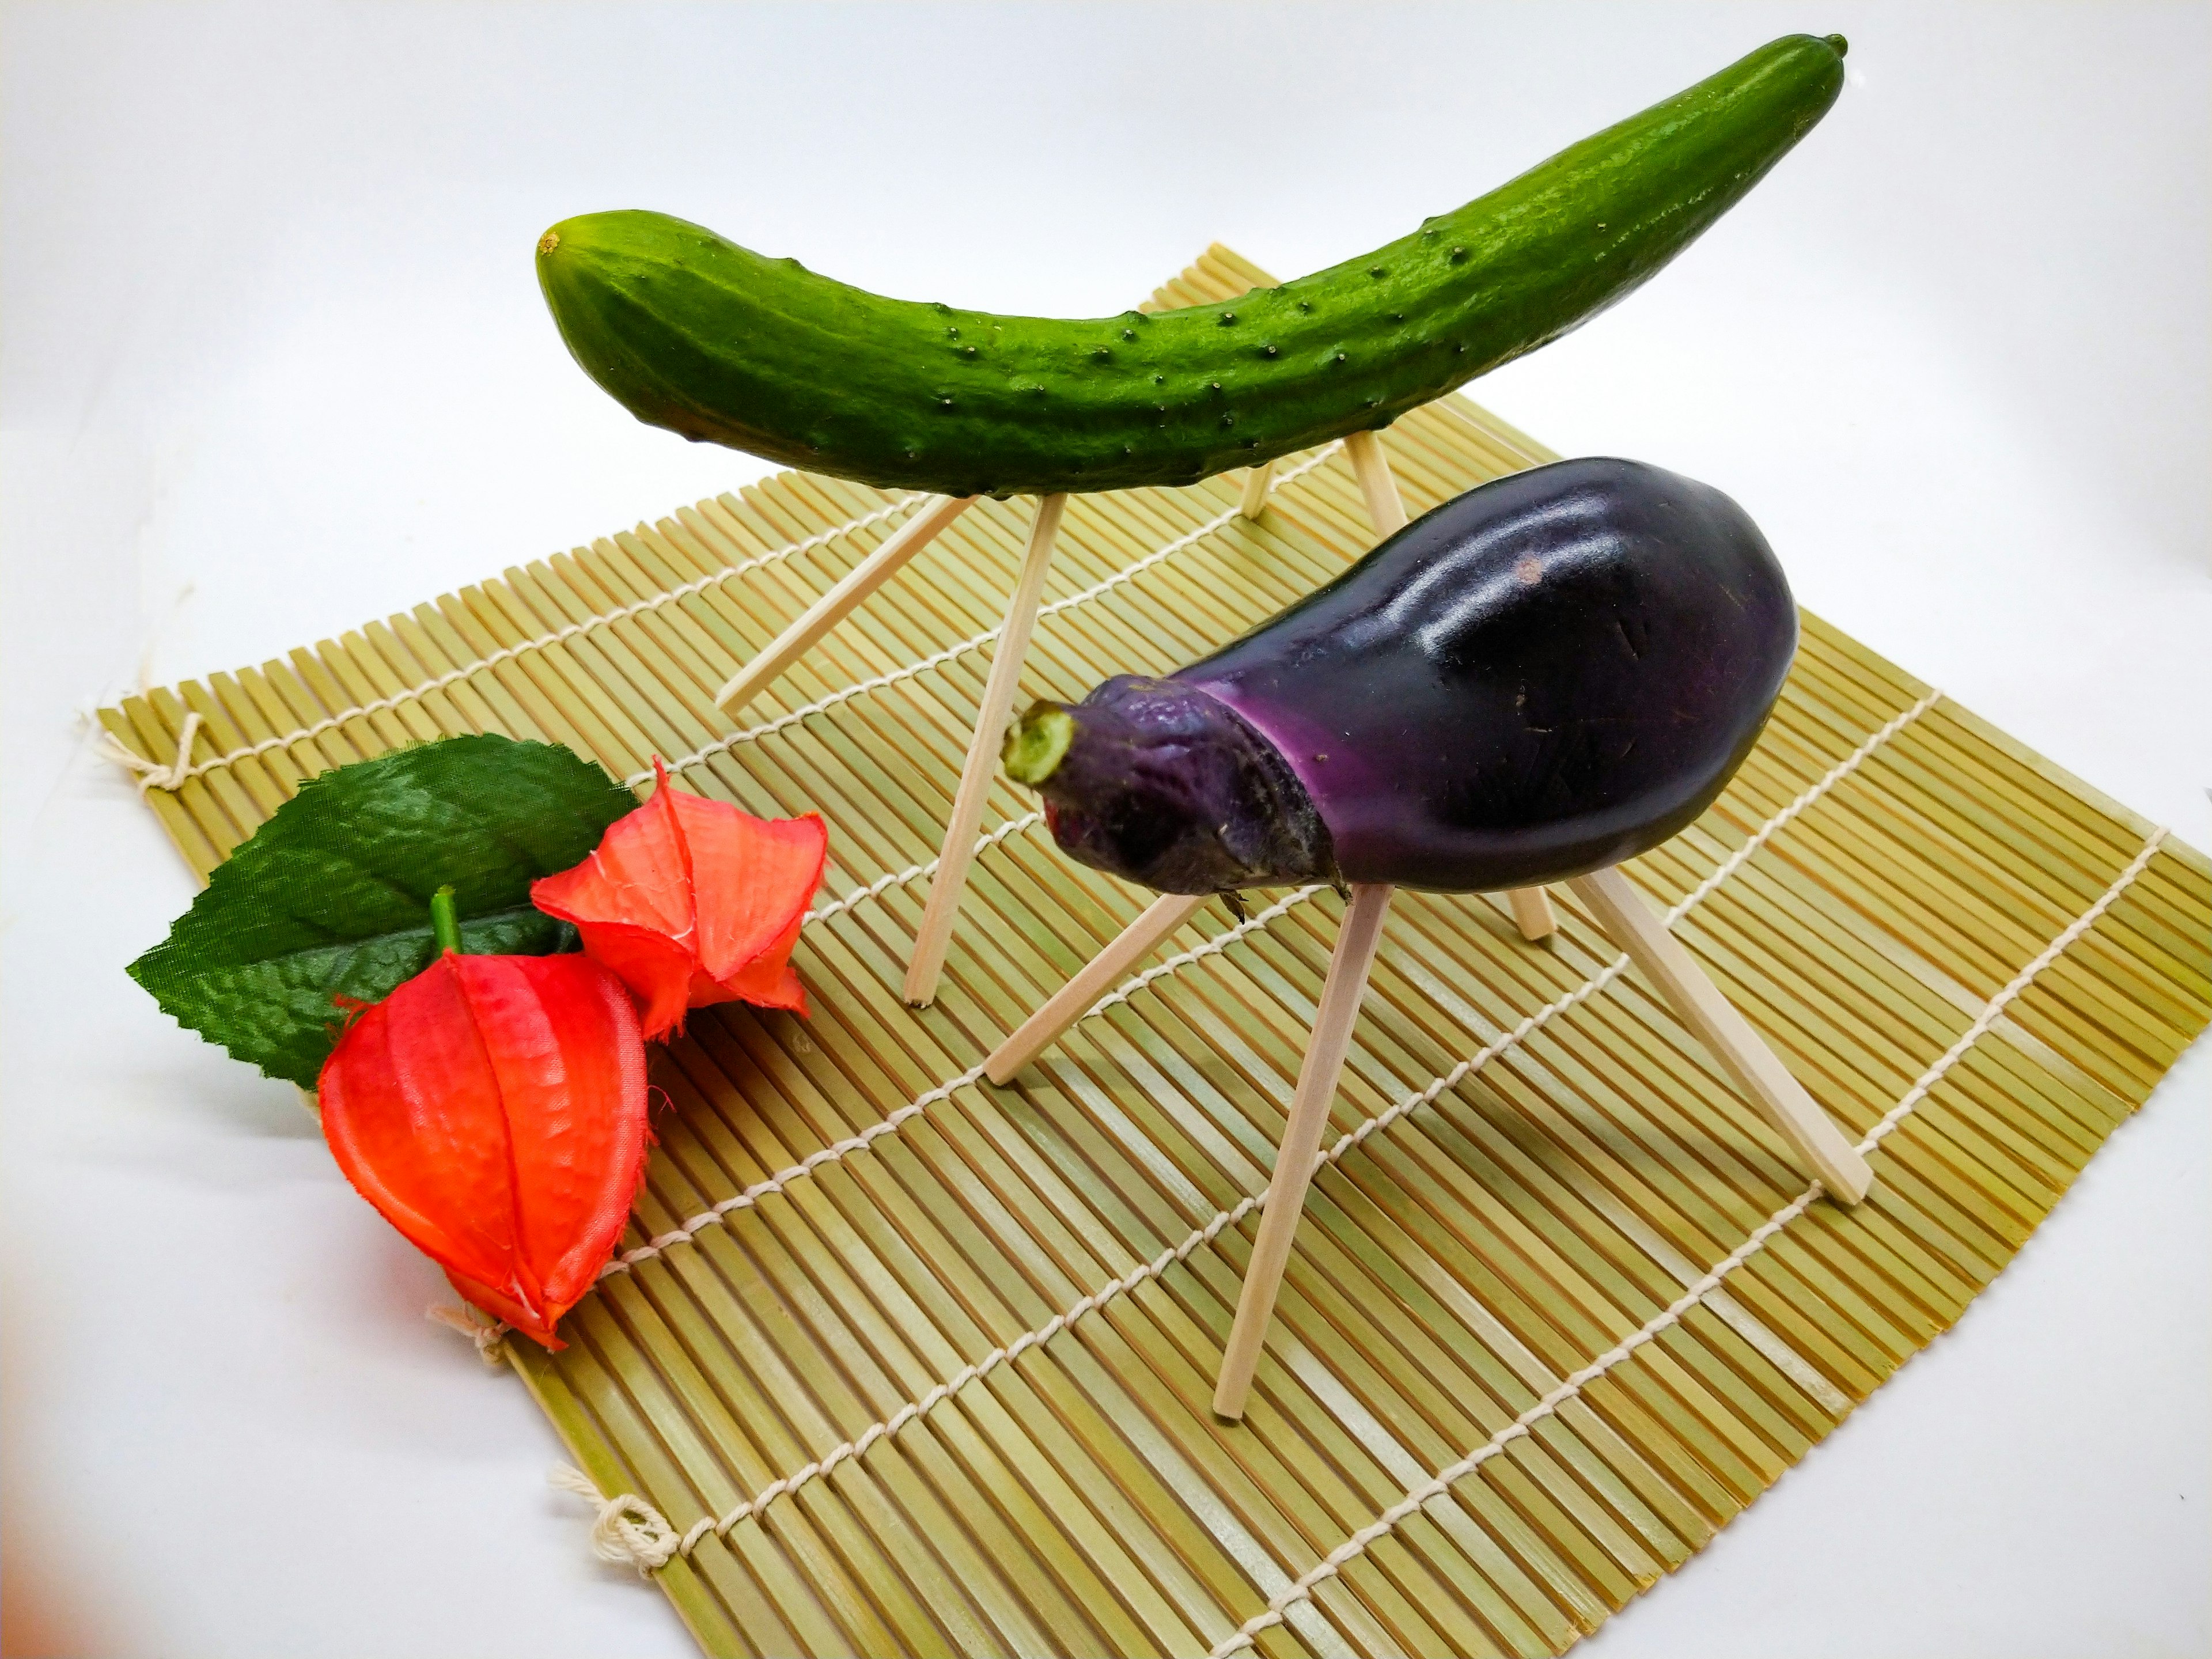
[128,735,636,1088]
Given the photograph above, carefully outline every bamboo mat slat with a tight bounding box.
[108,245,2210,1658]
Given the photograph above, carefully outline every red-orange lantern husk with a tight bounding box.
[317,951,649,1349]
[532,760,827,1040]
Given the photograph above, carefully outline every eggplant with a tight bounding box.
[1001,457,1796,895]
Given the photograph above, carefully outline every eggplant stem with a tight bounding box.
[1002,705,1075,787]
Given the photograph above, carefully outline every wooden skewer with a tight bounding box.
[1237,459,1276,520]
[984,892,1207,1084]
[903,493,1070,1007]
[714,493,976,715]
[1214,881,1395,1421]
[1344,429,1407,534]
[982,881,1551,1089]
[1509,885,1559,940]
[1566,865,1874,1204]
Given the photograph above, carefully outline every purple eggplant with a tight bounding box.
[1001,457,1795,895]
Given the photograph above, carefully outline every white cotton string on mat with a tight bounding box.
[553,688,1944,1566]
[98,710,203,795]
[594,877,1318,1282]
[803,810,1044,926]
[1086,887,1323,1018]
[548,1465,680,1573]
[1203,824,2168,1659]
[107,493,931,791]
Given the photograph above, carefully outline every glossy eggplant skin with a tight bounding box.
[1013,457,1795,895]
[1189,457,1794,890]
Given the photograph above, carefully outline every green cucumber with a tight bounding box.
[538,32,1846,499]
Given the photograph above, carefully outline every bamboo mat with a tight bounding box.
[105,246,2210,1658]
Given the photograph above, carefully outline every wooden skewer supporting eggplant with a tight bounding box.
[915,412,1510,1005]
[1568,865,1873,1204]
[1214,882,1396,1419]
[993,456,1876,1415]
[984,891,1207,1083]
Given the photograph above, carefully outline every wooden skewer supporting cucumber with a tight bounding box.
[537,33,1846,500]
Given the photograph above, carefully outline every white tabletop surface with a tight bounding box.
[4,4,2205,1655]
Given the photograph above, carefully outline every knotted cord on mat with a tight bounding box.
[425,1302,507,1368]
[99,710,202,795]
[803,811,1044,927]
[549,1465,680,1574]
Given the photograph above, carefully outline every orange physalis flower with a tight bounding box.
[318,937,649,1350]
[530,760,827,1040]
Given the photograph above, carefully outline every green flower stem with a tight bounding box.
[431,886,464,955]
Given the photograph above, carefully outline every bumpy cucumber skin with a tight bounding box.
[538,34,1845,499]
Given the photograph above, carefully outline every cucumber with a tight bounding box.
[537,33,1846,499]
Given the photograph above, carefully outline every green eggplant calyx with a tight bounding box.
[1003,704,1076,787]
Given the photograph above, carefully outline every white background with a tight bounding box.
[3,3,2205,1654]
